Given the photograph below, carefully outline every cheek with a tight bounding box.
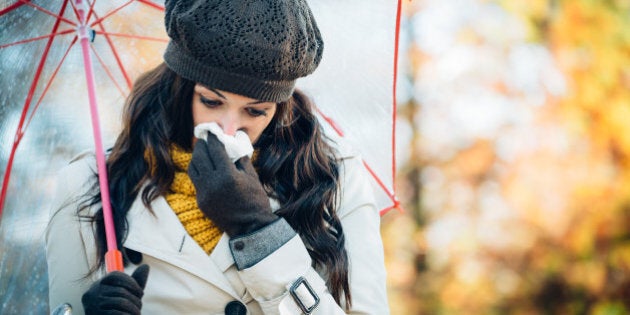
[192,102,215,126]
[248,114,276,142]
[191,102,202,125]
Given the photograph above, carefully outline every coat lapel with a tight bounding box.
[123,194,239,299]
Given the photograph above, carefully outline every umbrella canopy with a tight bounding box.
[0,0,400,312]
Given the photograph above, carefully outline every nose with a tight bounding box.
[219,112,240,136]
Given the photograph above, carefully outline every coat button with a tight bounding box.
[233,240,245,251]
[225,300,247,315]
[124,247,143,265]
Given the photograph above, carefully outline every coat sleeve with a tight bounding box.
[46,153,100,315]
[232,155,390,314]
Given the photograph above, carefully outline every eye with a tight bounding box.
[246,107,268,117]
[199,96,222,108]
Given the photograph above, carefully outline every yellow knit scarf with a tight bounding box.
[165,144,222,254]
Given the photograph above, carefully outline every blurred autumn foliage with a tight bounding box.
[382,0,630,314]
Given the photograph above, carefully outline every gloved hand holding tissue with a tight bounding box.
[188,122,278,237]
[193,122,254,163]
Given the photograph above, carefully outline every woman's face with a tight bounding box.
[192,84,277,143]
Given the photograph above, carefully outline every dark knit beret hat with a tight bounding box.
[163,0,324,102]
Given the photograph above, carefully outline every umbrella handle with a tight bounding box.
[105,249,124,273]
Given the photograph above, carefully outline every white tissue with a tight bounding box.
[193,122,254,162]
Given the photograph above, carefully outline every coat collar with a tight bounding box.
[123,194,240,299]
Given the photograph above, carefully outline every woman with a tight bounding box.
[46,0,389,314]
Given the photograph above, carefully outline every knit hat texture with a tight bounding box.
[163,0,324,102]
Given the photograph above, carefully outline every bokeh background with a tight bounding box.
[1,0,398,313]
[384,0,630,314]
[1,0,630,314]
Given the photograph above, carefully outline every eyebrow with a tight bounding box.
[208,88,267,105]
[208,88,226,99]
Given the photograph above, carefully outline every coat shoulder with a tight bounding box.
[330,141,379,221]
[51,150,99,215]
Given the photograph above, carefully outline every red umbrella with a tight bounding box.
[0,0,402,311]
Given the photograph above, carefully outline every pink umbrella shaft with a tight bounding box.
[75,0,123,272]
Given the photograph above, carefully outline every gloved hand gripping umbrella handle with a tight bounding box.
[74,0,123,273]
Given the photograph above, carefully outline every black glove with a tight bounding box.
[188,135,278,237]
[82,264,150,315]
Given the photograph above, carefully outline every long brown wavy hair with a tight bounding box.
[83,63,351,307]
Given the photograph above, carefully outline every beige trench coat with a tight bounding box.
[46,146,389,314]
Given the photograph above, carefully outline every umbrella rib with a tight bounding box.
[136,0,164,11]
[0,0,70,218]
[363,160,402,216]
[392,0,402,194]
[18,0,77,26]
[90,44,128,99]
[23,37,78,132]
[315,105,401,214]
[89,0,134,27]
[89,12,133,88]
[385,0,403,215]
[0,29,74,50]
[85,0,97,25]
[363,161,396,201]
[0,0,28,16]
[92,31,168,43]
[314,106,345,137]
[68,0,79,21]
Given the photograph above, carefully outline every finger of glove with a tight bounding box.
[99,271,144,298]
[187,159,205,185]
[203,133,236,171]
[190,139,215,176]
[96,296,142,315]
[98,285,142,305]
[131,264,150,290]
[235,156,258,178]
[82,285,142,313]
